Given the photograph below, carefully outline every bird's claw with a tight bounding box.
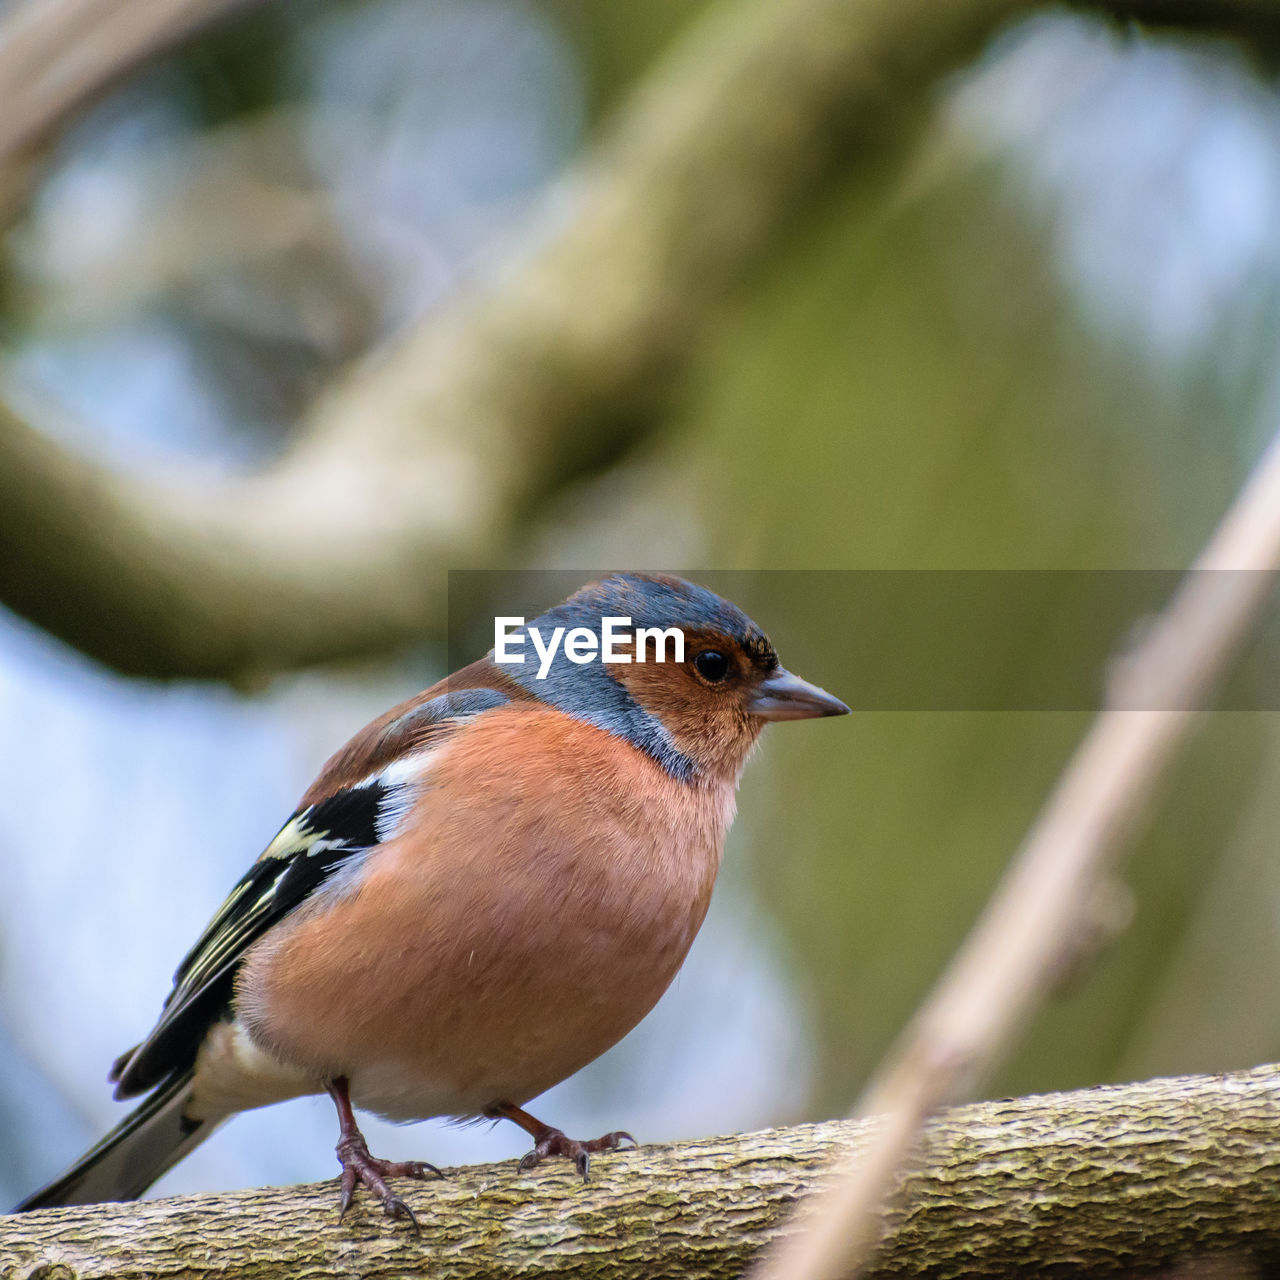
[335,1132,441,1230]
[517,1128,636,1182]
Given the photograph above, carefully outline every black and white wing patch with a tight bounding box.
[110,687,509,1098]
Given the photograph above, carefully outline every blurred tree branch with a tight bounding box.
[4,1063,1280,1278]
[0,0,1278,680]
[753,420,1280,1280]
[0,0,257,212]
[0,0,1012,681]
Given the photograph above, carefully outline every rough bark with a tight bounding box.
[4,1063,1280,1279]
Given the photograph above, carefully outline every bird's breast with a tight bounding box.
[234,705,737,1121]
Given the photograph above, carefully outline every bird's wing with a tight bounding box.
[110,683,514,1098]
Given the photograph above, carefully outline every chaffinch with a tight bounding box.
[17,573,848,1226]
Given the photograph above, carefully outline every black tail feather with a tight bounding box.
[15,1071,213,1210]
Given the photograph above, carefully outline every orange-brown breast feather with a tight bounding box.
[236,703,736,1119]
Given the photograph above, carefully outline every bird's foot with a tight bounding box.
[516,1126,636,1181]
[335,1130,442,1230]
[327,1074,442,1229]
[489,1100,636,1182]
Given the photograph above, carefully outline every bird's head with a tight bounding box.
[501,573,848,783]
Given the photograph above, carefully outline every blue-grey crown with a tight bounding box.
[500,574,771,780]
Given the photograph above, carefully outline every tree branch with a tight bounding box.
[4,1063,1280,1278]
[0,0,1021,681]
[4,0,1280,680]
[0,0,257,211]
[753,422,1280,1280]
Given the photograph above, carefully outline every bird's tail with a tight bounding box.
[15,1070,216,1210]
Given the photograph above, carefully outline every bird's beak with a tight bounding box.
[747,668,851,721]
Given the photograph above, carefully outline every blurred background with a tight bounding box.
[3,0,1280,1206]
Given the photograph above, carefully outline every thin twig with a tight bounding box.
[753,425,1280,1280]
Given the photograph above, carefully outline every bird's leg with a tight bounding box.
[326,1076,441,1229]
[489,1101,636,1182]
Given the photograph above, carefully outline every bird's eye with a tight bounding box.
[694,650,730,683]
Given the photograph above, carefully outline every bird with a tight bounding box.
[16,573,849,1226]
